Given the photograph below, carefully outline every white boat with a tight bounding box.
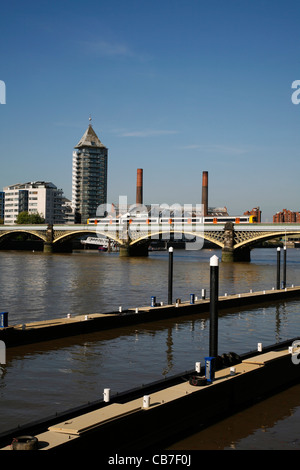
[81,237,118,251]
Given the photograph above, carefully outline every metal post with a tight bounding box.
[168,247,173,304]
[283,246,287,288]
[209,255,219,358]
[277,247,281,289]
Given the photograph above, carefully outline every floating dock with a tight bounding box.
[1,286,300,347]
[1,338,299,451]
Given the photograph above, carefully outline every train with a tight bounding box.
[87,215,257,225]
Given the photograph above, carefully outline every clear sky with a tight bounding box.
[0,0,299,221]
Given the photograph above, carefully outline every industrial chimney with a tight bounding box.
[136,168,143,205]
[202,171,208,216]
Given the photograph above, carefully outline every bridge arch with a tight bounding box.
[234,230,300,250]
[53,229,125,246]
[0,229,48,243]
[129,229,223,248]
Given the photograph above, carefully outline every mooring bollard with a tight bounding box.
[143,395,150,408]
[168,247,173,305]
[209,255,219,358]
[201,288,206,300]
[277,247,281,289]
[103,388,110,402]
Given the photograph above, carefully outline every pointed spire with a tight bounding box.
[75,120,107,149]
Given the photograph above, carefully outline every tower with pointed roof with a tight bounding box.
[72,121,108,223]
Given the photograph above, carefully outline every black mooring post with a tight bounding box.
[283,246,287,289]
[277,247,281,290]
[168,247,173,305]
[209,255,219,358]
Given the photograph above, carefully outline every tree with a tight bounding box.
[16,211,45,224]
[29,212,45,224]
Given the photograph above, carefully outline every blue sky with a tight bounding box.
[0,0,299,221]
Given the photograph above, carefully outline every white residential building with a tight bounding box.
[3,181,64,225]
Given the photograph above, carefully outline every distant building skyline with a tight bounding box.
[273,209,300,223]
[72,122,108,223]
[244,207,262,223]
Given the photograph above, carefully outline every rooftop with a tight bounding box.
[74,124,107,150]
[4,181,58,190]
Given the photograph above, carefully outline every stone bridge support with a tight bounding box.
[43,225,54,253]
[222,222,250,262]
[119,242,149,257]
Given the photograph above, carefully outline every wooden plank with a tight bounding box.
[48,403,141,435]
[242,350,289,365]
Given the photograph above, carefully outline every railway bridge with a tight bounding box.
[0,221,300,261]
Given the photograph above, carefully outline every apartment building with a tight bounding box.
[3,181,64,225]
[273,209,300,223]
[244,207,262,222]
[72,122,108,223]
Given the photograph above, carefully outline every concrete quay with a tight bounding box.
[1,339,300,451]
[1,286,300,347]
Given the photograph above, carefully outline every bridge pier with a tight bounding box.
[43,225,54,253]
[221,248,234,262]
[222,222,234,262]
[221,222,251,262]
[43,242,54,253]
[222,247,251,262]
[119,243,149,257]
[119,245,130,257]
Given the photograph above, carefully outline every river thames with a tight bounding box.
[0,247,300,450]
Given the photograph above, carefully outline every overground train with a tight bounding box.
[87,215,257,225]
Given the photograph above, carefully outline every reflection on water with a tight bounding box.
[1,248,299,324]
[0,248,300,448]
[167,383,300,450]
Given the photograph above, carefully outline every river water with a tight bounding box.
[0,247,299,450]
